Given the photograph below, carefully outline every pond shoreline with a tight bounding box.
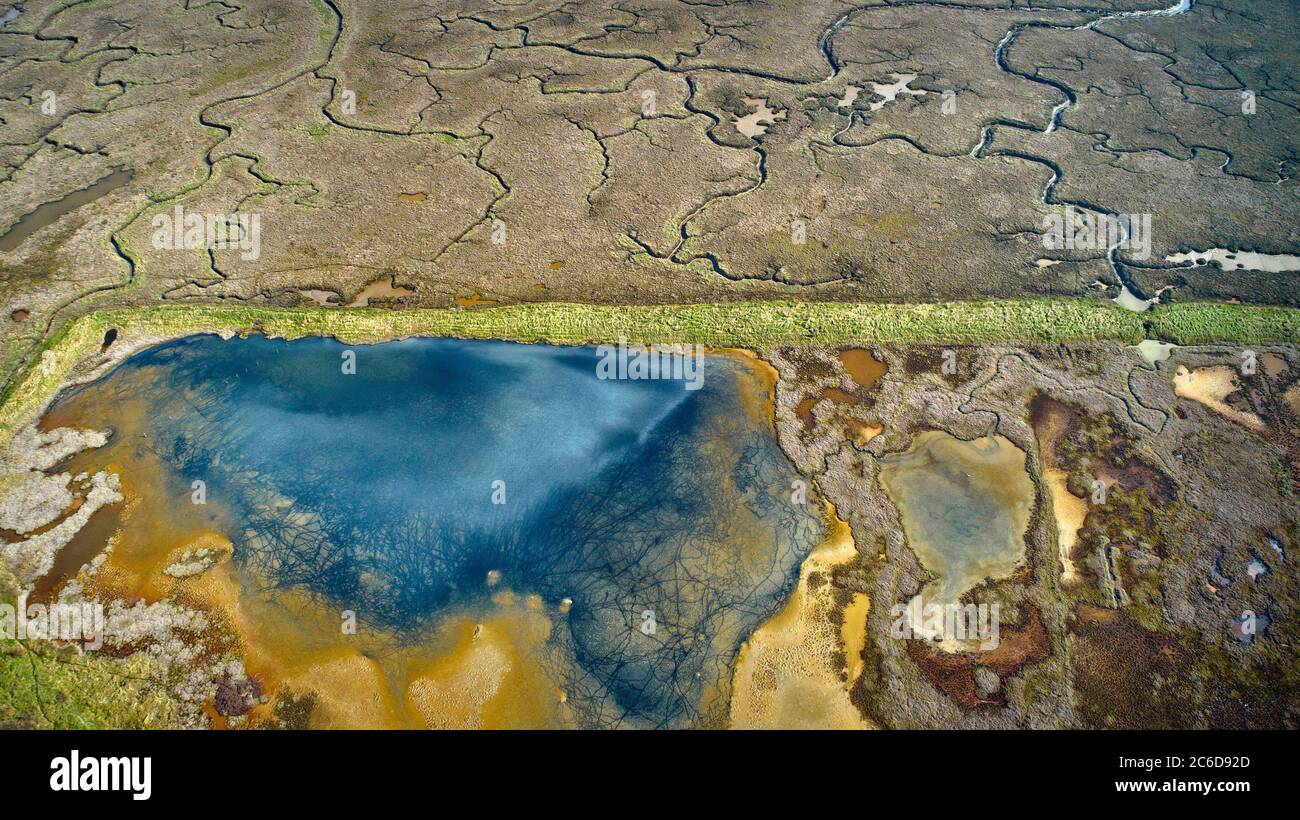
[12,334,825,728]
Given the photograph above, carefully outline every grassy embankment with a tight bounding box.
[2,299,1297,446]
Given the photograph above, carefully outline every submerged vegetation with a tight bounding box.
[22,334,823,728]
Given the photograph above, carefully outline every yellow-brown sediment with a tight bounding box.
[1033,400,1086,584]
[837,348,887,392]
[1173,364,1266,433]
[728,505,874,729]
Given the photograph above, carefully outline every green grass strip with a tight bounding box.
[1,299,1295,445]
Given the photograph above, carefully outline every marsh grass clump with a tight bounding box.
[0,565,184,729]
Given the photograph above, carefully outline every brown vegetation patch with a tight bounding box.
[1033,395,1173,502]
[901,347,963,386]
[904,604,1051,710]
[796,387,863,430]
[1070,604,1192,729]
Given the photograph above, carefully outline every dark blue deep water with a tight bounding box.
[52,334,823,727]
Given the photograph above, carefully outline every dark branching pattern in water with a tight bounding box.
[51,335,822,727]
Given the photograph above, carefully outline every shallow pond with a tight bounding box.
[40,335,823,727]
[878,431,1034,607]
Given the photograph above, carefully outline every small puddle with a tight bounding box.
[879,432,1034,607]
[347,275,415,307]
[1112,284,1170,312]
[454,291,498,307]
[796,387,860,429]
[838,348,886,391]
[1032,397,1087,583]
[1260,353,1286,377]
[1268,536,1286,562]
[796,350,886,431]
[735,97,786,138]
[0,169,132,252]
[1043,469,1086,583]
[1167,248,1300,273]
[1136,340,1176,365]
[866,73,926,112]
[1247,554,1269,581]
[299,289,341,306]
[846,419,882,447]
[1285,384,1300,419]
[1173,364,1265,432]
[1231,611,1270,644]
[28,501,122,604]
